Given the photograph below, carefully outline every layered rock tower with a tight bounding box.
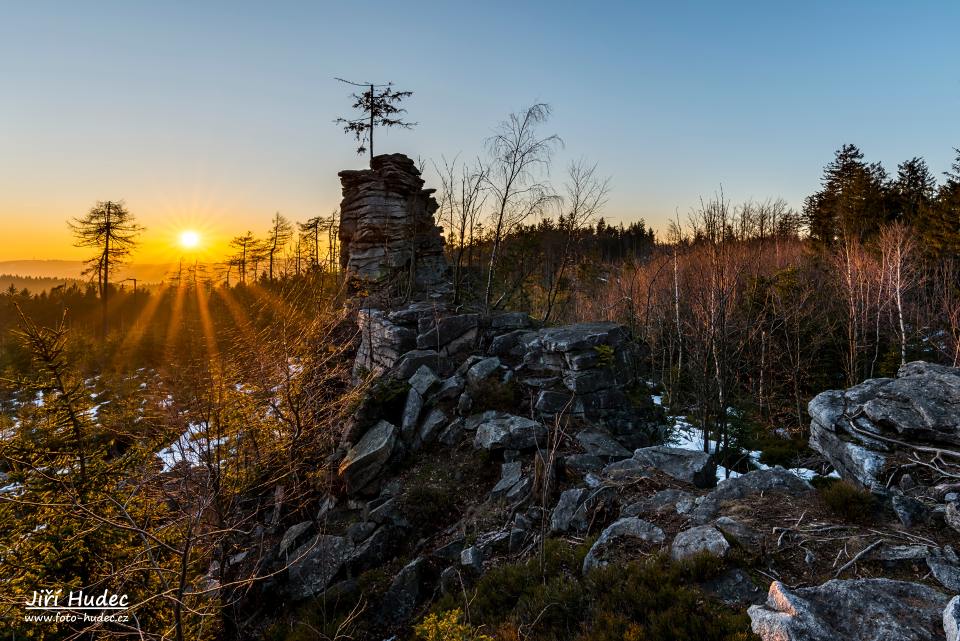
[338,154,449,296]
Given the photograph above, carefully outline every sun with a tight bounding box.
[179,230,201,250]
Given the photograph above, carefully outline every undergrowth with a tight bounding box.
[816,478,877,523]
[430,539,756,641]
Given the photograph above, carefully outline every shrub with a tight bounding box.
[415,609,494,641]
[818,479,876,522]
[755,436,811,468]
[593,344,615,367]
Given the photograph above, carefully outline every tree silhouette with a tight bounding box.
[335,78,415,166]
[266,213,293,281]
[69,200,141,336]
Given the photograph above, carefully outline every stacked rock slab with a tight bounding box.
[518,323,660,448]
[338,153,449,294]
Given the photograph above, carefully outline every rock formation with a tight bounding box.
[808,361,960,528]
[748,579,950,641]
[338,154,449,296]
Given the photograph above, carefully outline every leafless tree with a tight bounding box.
[879,222,920,366]
[436,156,488,303]
[541,159,609,323]
[483,103,561,309]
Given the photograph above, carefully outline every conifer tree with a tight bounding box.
[70,200,142,336]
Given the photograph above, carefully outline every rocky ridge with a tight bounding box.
[245,157,960,641]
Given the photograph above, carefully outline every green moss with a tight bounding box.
[593,344,615,368]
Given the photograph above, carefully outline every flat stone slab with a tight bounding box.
[338,420,398,492]
[471,411,547,450]
[630,446,716,487]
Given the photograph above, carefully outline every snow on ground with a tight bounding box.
[663,400,824,483]
[156,422,229,473]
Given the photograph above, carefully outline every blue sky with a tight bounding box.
[0,1,957,260]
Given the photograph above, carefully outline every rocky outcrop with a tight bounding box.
[808,361,960,520]
[748,578,949,641]
[338,154,449,294]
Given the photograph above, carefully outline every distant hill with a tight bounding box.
[0,260,177,285]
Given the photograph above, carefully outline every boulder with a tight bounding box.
[460,546,483,572]
[926,546,960,592]
[466,356,501,385]
[892,492,929,527]
[278,521,313,557]
[287,535,354,599]
[631,446,717,487]
[702,568,765,607]
[564,453,605,475]
[582,517,665,574]
[748,579,949,641]
[947,503,960,534]
[379,557,425,625]
[417,314,480,351]
[415,408,447,447]
[345,520,376,544]
[809,361,960,493]
[490,312,534,331]
[692,468,813,524]
[471,411,547,450]
[394,350,453,379]
[621,489,695,518]
[577,431,632,459]
[671,525,730,560]
[338,420,398,492]
[550,488,588,533]
[438,418,464,446]
[408,365,440,396]
[432,374,465,402]
[348,525,398,573]
[945,596,960,641]
[714,516,763,552]
[491,461,523,499]
[489,329,535,358]
[400,389,423,441]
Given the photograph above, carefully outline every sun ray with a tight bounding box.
[161,282,188,370]
[110,283,168,368]
[194,282,221,369]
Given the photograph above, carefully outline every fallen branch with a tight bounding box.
[834,539,883,578]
